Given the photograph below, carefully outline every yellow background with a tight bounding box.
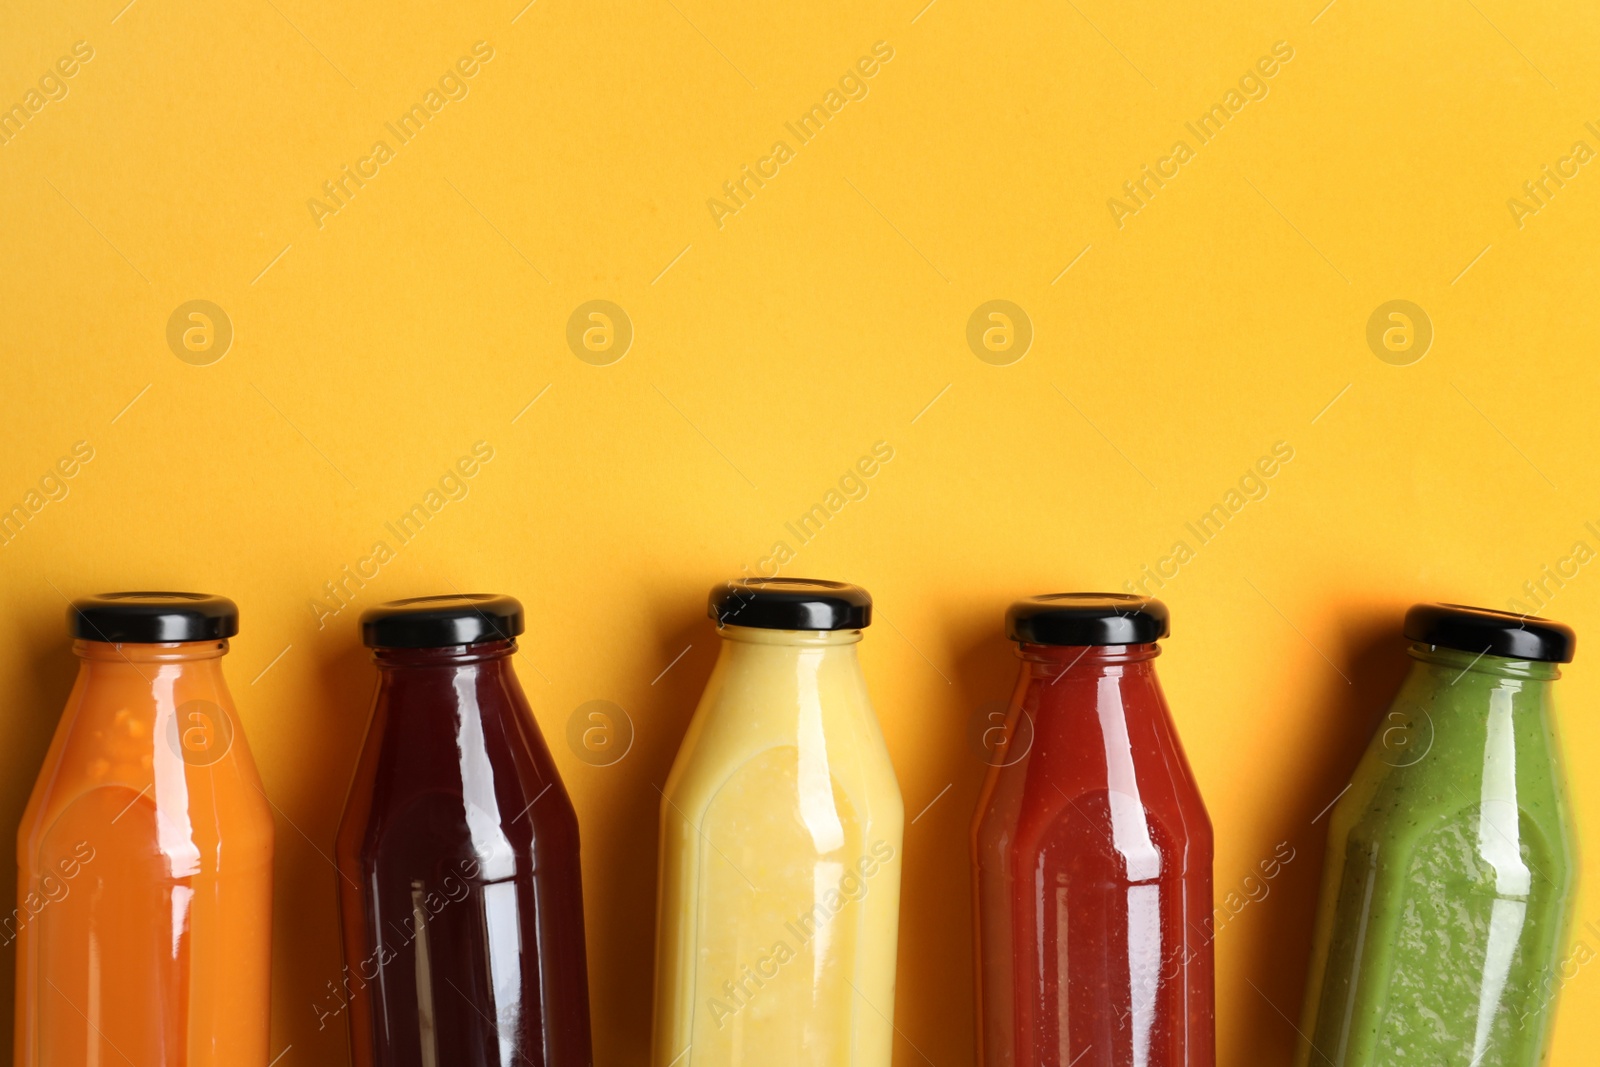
[3,0,1599,1063]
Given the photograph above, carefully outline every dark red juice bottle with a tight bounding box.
[972,594,1213,1067]
[336,594,593,1067]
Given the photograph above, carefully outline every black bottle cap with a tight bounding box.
[1404,602,1575,664]
[1006,593,1169,646]
[361,594,524,648]
[69,592,239,643]
[709,578,872,631]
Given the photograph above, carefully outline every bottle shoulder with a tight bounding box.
[19,774,273,880]
[340,754,579,869]
[977,777,1211,880]
[1334,711,1572,841]
[357,685,564,792]
[979,681,1209,829]
[662,735,903,850]
[669,667,895,776]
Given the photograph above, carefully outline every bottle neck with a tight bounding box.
[1406,641,1560,684]
[372,639,518,671]
[368,640,525,753]
[713,626,867,690]
[72,638,231,685]
[716,625,864,649]
[1016,642,1161,682]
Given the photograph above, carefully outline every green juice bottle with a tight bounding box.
[1295,603,1577,1067]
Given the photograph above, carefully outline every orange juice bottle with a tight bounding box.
[13,593,275,1066]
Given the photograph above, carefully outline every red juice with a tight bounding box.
[336,595,592,1067]
[972,594,1213,1067]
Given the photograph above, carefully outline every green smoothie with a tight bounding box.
[1295,604,1576,1067]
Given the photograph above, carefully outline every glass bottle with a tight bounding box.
[650,578,904,1067]
[15,592,274,1066]
[972,594,1214,1067]
[336,594,592,1067]
[1295,603,1577,1067]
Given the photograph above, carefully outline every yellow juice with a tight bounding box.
[651,598,903,1067]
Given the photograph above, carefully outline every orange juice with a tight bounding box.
[14,593,274,1066]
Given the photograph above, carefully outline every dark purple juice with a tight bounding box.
[336,595,592,1067]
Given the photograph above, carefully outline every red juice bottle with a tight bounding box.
[335,595,593,1067]
[972,594,1213,1067]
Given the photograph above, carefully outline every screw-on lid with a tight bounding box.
[361,594,524,648]
[709,578,872,631]
[69,592,239,643]
[1007,593,1169,646]
[1405,602,1575,663]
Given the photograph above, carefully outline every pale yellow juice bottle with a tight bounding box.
[651,579,904,1067]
